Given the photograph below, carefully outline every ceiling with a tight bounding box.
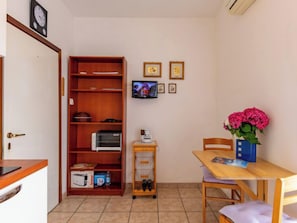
[61,0,224,18]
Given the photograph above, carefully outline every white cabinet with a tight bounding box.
[0,167,47,223]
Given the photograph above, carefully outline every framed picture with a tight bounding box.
[144,62,162,77]
[169,61,184,80]
[157,83,165,94]
[168,83,177,94]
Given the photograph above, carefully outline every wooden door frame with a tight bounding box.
[1,15,62,202]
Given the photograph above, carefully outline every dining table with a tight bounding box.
[192,150,295,202]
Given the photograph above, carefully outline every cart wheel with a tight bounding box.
[153,195,157,199]
[132,195,136,199]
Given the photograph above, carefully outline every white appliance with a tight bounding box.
[225,0,256,15]
[91,130,122,151]
[141,129,152,143]
[71,171,93,188]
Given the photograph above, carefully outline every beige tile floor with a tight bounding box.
[48,183,228,223]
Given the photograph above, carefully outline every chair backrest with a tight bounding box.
[273,174,297,222]
[203,138,234,151]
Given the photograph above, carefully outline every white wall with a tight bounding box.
[216,0,297,216]
[0,0,6,56]
[73,17,218,183]
[7,0,74,195]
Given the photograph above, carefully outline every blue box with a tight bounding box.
[94,172,106,187]
[236,139,257,162]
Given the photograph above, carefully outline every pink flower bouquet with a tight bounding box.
[224,107,270,144]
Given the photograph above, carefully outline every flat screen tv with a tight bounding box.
[132,80,158,99]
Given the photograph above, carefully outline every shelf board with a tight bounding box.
[69,148,122,153]
[71,73,123,78]
[71,182,121,190]
[70,163,122,171]
[132,189,157,197]
[70,121,122,125]
[68,183,124,196]
[94,164,122,171]
[70,89,122,93]
[69,56,125,63]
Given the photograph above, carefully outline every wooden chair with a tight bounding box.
[202,138,244,223]
[219,174,297,223]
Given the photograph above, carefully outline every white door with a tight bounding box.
[3,23,59,212]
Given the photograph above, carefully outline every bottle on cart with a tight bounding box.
[147,179,153,191]
[142,179,147,191]
[106,171,111,186]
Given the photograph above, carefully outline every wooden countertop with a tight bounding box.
[0,159,48,189]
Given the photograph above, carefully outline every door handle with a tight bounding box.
[0,185,22,203]
[7,132,26,138]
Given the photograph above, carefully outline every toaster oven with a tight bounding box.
[91,130,122,151]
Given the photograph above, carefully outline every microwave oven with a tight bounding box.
[91,130,122,151]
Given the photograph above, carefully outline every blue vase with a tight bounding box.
[236,139,257,162]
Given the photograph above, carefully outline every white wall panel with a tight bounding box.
[0,0,6,56]
[216,0,297,217]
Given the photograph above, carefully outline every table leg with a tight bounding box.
[235,180,258,200]
[235,180,268,202]
[257,180,268,202]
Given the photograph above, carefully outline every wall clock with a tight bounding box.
[30,0,48,37]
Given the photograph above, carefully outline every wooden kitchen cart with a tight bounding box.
[67,56,127,196]
[132,140,157,199]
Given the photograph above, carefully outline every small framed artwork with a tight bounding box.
[144,62,162,77]
[168,83,177,94]
[169,61,184,80]
[158,83,165,94]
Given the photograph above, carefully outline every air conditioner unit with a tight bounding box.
[225,0,256,15]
